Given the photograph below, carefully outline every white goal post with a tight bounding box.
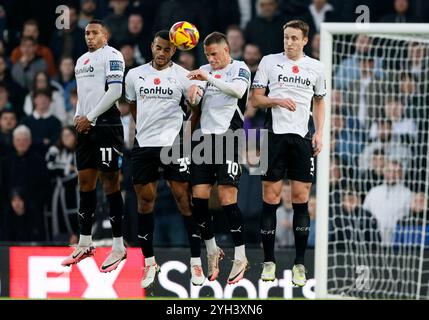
[316,23,429,299]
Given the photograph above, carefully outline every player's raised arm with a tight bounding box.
[187,33,249,99]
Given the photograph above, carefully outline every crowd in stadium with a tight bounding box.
[0,0,428,248]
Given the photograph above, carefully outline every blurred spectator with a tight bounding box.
[299,0,335,32]
[379,0,419,23]
[0,55,24,111]
[78,0,98,29]
[65,88,78,126]
[398,71,429,123]
[23,71,67,124]
[1,125,49,241]
[404,42,429,92]
[369,96,417,143]
[177,51,196,71]
[359,148,385,195]
[104,0,130,48]
[21,89,62,155]
[0,110,17,157]
[125,12,152,64]
[344,54,386,129]
[120,44,138,75]
[332,189,381,245]
[118,100,135,150]
[394,192,429,247]
[245,0,286,56]
[310,32,320,59]
[331,113,364,166]
[276,181,294,247]
[359,119,412,174]
[11,36,48,91]
[237,0,256,30]
[243,43,264,131]
[363,159,412,244]
[55,56,77,115]
[10,20,56,77]
[50,5,87,63]
[211,0,241,33]
[243,43,262,80]
[153,0,214,41]
[334,35,383,90]
[0,84,13,112]
[307,194,317,247]
[226,25,245,60]
[45,126,79,244]
[298,0,335,55]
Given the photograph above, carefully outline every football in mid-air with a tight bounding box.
[169,21,199,51]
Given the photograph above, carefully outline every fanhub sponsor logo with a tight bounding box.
[75,65,94,75]
[278,74,311,86]
[139,86,174,96]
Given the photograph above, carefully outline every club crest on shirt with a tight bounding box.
[167,77,178,85]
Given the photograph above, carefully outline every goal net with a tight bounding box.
[316,23,429,299]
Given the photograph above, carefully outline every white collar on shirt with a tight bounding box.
[33,111,51,119]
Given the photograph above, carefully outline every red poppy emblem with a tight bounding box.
[214,74,221,79]
[84,59,90,65]
[154,78,161,85]
[292,65,299,73]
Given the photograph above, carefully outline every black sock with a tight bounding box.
[79,190,96,235]
[107,191,124,238]
[192,198,214,240]
[138,212,154,258]
[293,202,310,265]
[222,203,244,247]
[182,215,201,257]
[261,201,279,262]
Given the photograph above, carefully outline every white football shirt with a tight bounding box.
[75,44,124,125]
[125,62,193,147]
[252,53,326,137]
[199,60,251,134]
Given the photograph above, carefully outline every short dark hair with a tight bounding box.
[87,19,107,28]
[154,30,170,42]
[203,31,229,47]
[0,109,16,118]
[283,20,309,38]
[33,89,52,100]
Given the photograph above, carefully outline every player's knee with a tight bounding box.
[263,183,282,204]
[291,193,309,203]
[192,187,211,199]
[175,191,191,215]
[100,173,120,194]
[263,189,281,204]
[78,178,97,192]
[138,197,155,213]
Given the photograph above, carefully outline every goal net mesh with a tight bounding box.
[327,32,429,299]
